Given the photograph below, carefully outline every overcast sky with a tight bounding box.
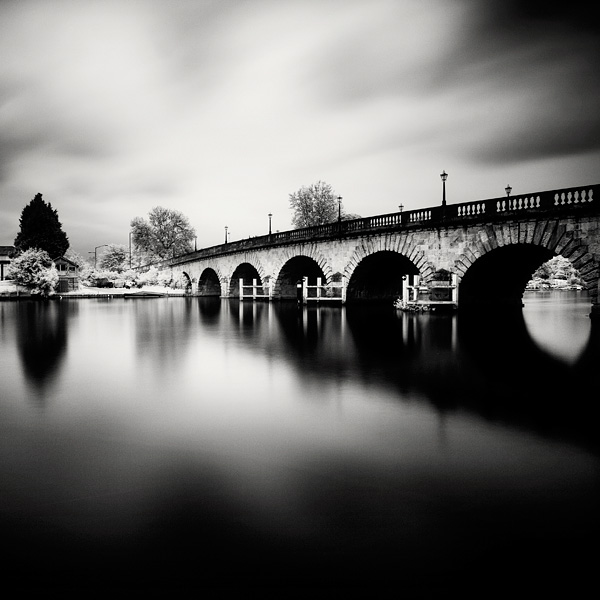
[1,0,599,257]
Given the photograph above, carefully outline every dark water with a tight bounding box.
[0,292,598,594]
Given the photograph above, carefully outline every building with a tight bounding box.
[54,256,80,292]
[0,246,14,281]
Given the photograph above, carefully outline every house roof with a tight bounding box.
[53,255,79,267]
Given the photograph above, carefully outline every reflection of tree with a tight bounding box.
[16,300,69,394]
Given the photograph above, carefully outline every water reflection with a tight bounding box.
[15,300,71,398]
[0,295,597,593]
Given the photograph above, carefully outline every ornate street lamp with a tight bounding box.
[337,196,342,222]
[440,170,448,206]
[224,226,228,244]
[268,213,272,235]
[505,184,512,198]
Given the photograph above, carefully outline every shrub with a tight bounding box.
[6,248,59,297]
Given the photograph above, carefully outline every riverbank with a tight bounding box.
[0,282,185,299]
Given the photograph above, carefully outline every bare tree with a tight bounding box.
[289,181,341,228]
[131,207,195,262]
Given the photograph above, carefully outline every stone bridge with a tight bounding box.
[165,183,600,316]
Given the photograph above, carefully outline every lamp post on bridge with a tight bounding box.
[337,196,342,223]
[224,226,228,244]
[268,213,272,236]
[440,170,448,206]
[505,184,512,198]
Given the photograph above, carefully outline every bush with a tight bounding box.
[6,248,59,297]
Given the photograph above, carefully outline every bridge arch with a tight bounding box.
[454,220,600,310]
[180,271,193,294]
[198,267,222,296]
[346,250,420,303]
[274,255,328,300]
[228,262,265,298]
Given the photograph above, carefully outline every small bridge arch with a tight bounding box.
[229,262,265,298]
[346,250,420,303]
[198,267,222,296]
[274,255,329,300]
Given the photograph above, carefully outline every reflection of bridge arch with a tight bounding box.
[455,221,600,309]
[346,250,420,303]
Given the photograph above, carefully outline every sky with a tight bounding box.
[1,0,599,258]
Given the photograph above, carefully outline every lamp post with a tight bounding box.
[224,226,228,244]
[268,213,272,236]
[505,184,512,198]
[337,196,342,223]
[89,244,108,269]
[128,231,132,269]
[440,170,448,206]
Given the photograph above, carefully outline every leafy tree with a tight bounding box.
[14,193,69,258]
[131,206,195,262]
[6,248,58,297]
[99,244,128,273]
[289,181,344,228]
[533,256,580,282]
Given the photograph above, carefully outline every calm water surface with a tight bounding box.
[0,291,598,593]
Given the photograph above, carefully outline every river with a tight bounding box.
[0,291,597,593]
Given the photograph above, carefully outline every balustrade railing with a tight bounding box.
[170,184,597,265]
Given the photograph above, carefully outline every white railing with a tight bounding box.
[301,277,346,303]
[239,278,272,300]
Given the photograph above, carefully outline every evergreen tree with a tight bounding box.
[14,193,69,258]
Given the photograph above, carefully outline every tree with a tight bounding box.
[99,244,128,273]
[131,207,195,262]
[6,248,58,297]
[289,181,342,228]
[533,256,580,283]
[14,193,69,258]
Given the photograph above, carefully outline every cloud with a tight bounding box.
[0,0,598,254]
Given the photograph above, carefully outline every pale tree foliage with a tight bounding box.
[131,207,195,263]
[6,248,59,297]
[289,181,342,228]
[99,244,128,273]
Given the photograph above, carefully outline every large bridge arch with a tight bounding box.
[454,220,600,310]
